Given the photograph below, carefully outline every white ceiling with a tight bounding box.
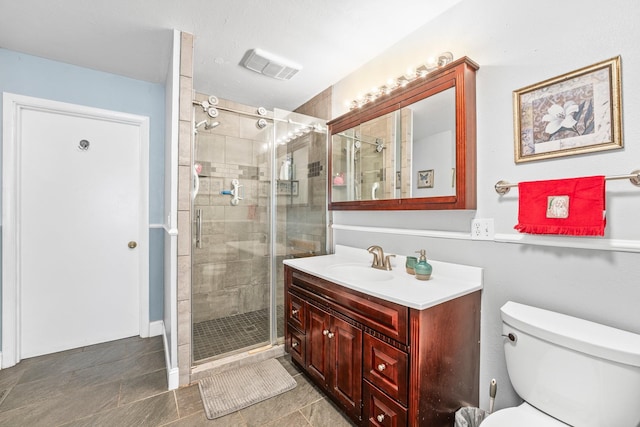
[0,0,462,111]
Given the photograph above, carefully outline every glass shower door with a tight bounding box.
[273,108,328,339]
[190,97,328,364]
[191,102,274,362]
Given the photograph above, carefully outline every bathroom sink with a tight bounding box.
[326,263,393,282]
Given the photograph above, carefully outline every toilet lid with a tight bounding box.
[481,403,569,427]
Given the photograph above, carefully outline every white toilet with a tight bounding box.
[482,301,640,427]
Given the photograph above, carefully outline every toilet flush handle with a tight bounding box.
[502,332,517,343]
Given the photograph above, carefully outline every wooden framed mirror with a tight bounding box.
[328,57,478,210]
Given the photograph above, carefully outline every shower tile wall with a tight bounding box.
[177,32,194,386]
[192,94,271,325]
[293,87,331,120]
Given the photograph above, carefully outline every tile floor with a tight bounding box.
[0,336,355,426]
[193,306,285,362]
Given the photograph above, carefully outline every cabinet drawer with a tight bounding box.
[364,333,408,405]
[287,328,305,366]
[363,381,407,427]
[291,270,409,344]
[287,292,306,332]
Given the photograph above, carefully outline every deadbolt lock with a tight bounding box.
[128,241,137,249]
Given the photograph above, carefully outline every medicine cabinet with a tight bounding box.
[328,57,478,210]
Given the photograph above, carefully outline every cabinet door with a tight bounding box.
[306,304,331,386]
[288,327,305,366]
[287,292,305,332]
[364,333,408,405]
[363,381,407,427]
[331,316,363,418]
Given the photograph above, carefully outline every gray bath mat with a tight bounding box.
[198,358,297,419]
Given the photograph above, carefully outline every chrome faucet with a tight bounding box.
[367,245,395,271]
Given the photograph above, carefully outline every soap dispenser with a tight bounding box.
[414,250,433,281]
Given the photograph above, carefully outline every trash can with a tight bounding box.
[454,406,488,427]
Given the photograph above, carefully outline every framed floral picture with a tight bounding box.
[513,56,622,163]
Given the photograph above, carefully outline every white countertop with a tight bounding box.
[283,245,483,310]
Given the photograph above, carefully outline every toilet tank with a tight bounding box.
[501,301,640,427]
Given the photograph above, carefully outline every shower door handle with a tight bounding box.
[195,209,202,249]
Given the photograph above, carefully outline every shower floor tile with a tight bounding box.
[193,305,284,362]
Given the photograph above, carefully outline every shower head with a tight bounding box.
[194,120,220,134]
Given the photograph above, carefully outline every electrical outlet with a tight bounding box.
[471,218,494,240]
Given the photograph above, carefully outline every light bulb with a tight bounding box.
[437,52,453,67]
[405,67,416,79]
[425,57,438,71]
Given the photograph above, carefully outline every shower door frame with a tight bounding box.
[189,101,327,365]
[190,102,278,364]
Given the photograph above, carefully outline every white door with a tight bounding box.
[2,94,149,363]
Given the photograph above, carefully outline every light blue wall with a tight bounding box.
[0,48,165,326]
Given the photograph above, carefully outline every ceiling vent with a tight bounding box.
[240,48,301,80]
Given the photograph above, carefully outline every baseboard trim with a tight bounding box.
[149,320,163,337]
[161,324,179,390]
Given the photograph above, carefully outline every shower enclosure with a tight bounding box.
[191,95,327,363]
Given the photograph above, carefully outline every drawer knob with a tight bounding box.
[323,329,329,336]
[377,363,386,372]
[327,332,335,339]
[292,309,299,316]
[377,414,385,423]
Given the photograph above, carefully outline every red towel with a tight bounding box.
[514,175,606,236]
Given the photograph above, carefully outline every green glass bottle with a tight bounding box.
[414,249,432,281]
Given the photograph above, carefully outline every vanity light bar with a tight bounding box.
[346,52,454,110]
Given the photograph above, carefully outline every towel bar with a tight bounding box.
[495,170,640,195]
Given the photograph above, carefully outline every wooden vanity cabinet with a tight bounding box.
[306,303,363,420]
[284,265,480,427]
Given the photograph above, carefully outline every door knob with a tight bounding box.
[128,241,137,249]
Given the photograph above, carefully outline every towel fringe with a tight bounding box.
[514,224,605,236]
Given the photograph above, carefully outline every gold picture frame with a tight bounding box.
[513,56,622,163]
